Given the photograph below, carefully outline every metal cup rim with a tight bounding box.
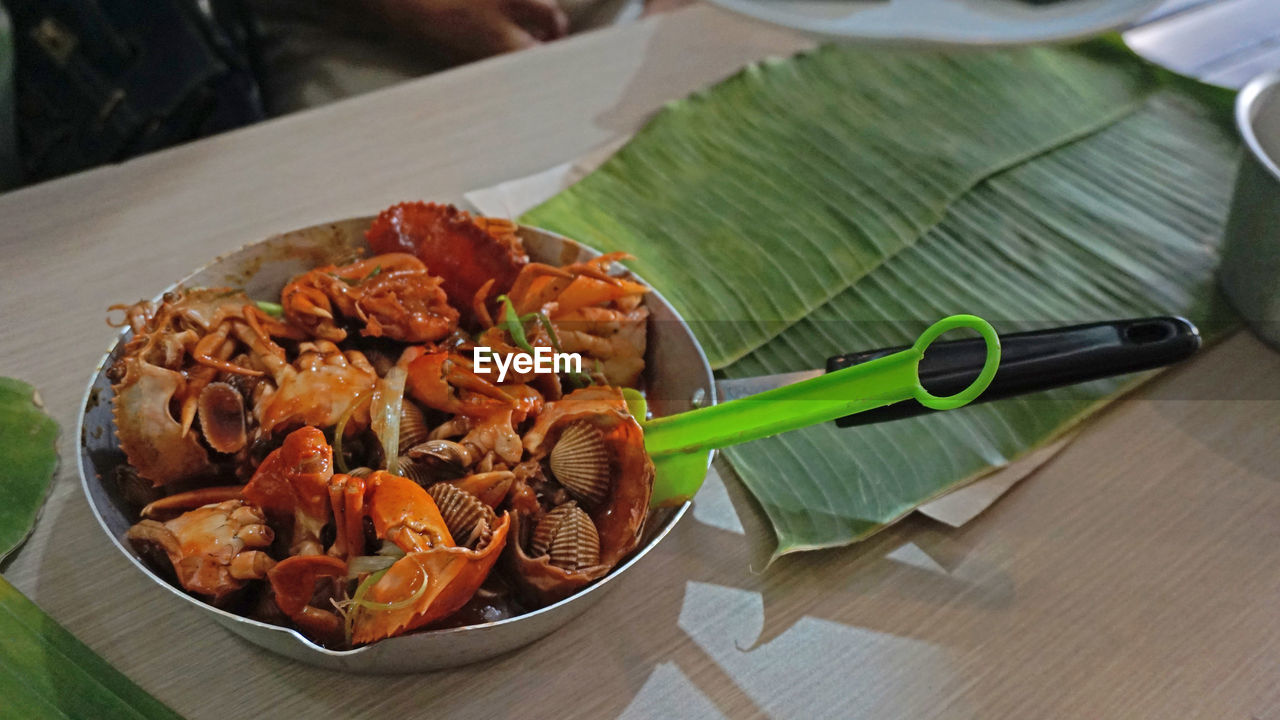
[1236,69,1280,183]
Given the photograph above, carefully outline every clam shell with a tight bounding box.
[529,502,576,557]
[427,482,495,549]
[197,381,247,454]
[399,401,430,450]
[395,457,434,487]
[529,501,602,572]
[546,504,601,571]
[405,439,473,471]
[548,422,610,507]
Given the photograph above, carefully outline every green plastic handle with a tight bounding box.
[646,314,1001,507]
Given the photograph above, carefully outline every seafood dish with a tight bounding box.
[105,202,658,649]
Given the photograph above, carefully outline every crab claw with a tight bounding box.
[269,554,349,646]
[347,471,510,644]
[406,351,513,416]
[351,514,510,645]
[366,472,454,552]
[243,426,334,555]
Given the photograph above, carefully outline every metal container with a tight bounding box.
[1220,70,1280,349]
[78,218,715,674]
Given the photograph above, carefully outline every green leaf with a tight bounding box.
[0,576,182,719]
[0,377,59,560]
[0,383,176,716]
[522,43,1241,558]
[523,42,1158,367]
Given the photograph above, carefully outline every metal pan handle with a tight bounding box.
[829,317,1200,427]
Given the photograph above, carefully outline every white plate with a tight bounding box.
[706,0,1166,45]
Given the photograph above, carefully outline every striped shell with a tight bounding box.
[197,381,247,454]
[406,439,473,470]
[530,502,601,571]
[548,422,611,508]
[427,482,495,549]
[395,457,433,487]
[396,439,474,487]
[399,401,431,450]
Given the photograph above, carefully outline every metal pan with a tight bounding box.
[78,218,715,673]
[78,217,1200,673]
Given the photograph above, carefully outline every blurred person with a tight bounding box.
[0,0,683,188]
[253,0,661,114]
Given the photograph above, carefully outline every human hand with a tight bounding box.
[375,0,569,61]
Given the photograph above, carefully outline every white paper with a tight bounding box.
[464,136,628,217]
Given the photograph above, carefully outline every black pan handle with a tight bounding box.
[829,317,1200,427]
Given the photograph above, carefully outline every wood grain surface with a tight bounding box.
[2,4,1278,719]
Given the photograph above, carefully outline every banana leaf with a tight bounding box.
[0,377,58,560]
[0,379,178,718]
[0,575,182,719]
[522,42,1158,368]
[522,44,1241,558]
[721,91,1239,555]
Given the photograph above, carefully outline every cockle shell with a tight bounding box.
[529,502,601,571]
[395,457,433,487]
[398,439,473,487]
[529,503,573,557]
[399,401,431,450]
[406,439,474,470]
[427,482,496,549]
[198,382,247,454]
[548,422,610,507]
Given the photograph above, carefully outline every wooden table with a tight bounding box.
[3,2,1279,718]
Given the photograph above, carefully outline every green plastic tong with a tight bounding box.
[644,314,1001,507]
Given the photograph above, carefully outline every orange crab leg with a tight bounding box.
[193,322,263,377]
[472,278,496,329]
[446,355,516,403]
[140,486,245,519]
[327,473,371,561]
[269,555,348,644]
[181,325,244,436]
[506,264,571,314]
[451,471,514,510]
[244,304,308,342]
[551,275,649,318]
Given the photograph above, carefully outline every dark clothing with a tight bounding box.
[3,0,264,184]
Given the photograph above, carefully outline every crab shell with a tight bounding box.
[126,499,275,605]
[113,357,210,486]
[507,386,654,604]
